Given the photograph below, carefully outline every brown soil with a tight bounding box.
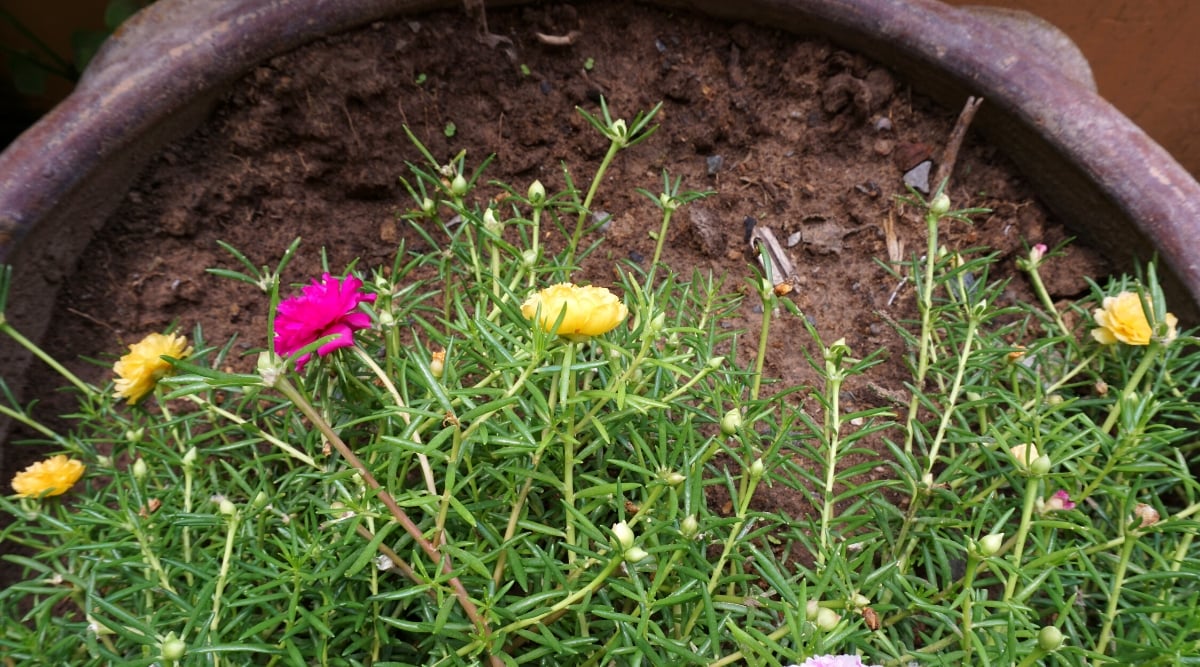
[2,2,1107,584]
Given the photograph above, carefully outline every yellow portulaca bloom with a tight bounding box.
[11,454,85,498]
[1009,442,1039,472]
[113,332,193,404]
[521,283,628,341]
[1091,291,1177,346]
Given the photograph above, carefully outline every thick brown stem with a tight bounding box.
[933,96,984,194]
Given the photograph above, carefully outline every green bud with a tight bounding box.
[421,197,436,215]
[161,632,186,661]
[749,458,765,480]
[132,458,148,481]
[1037,625,1064,652]
[450,174,468,197]
[182,447,197,467]
[527,179,546,204]
[483,208,501,234]
[219,499,237,516]
[680,514,699,539]
[978,532,1004,557]
[805,599,821,621]
[252,491,269,509]
[929,192,951,217]
[663,470,686,487]
[647,312,666,337]
[624,546,649,563]
[706,355,725,370]
[1031,454,1052,477]
[257,351,282,387]
[815,607,840,631]
[125,428,144,444]
[720,408,742,437]
[521,248,538,269]
[610,118,628,142]
[612,521,635,550]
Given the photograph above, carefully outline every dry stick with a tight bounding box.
[275,377,502,667]
[932,96,984,193]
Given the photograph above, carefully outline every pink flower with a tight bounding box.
[274,273,376,370]
[789,656,881,667]
[1049,490,1076,511]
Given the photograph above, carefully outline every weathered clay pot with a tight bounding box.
[1,0,1198,452]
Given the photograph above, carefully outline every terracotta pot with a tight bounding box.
[1,0,1198,446]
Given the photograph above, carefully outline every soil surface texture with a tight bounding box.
[2,2,1108,583]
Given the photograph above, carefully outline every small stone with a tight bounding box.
[873,116,893,132]
[628,250,644,263]
[786,231,802,248]
[903,160,933,194]
[873,138,894,156]
[706,154,724,175]
[592,211,613,234]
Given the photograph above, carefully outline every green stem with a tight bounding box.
[1004,476,1040,599]
[210,506,240,631]
[819,365,843,563]
[924,318,978,476]
[751,295,772,402]
[183,395,317,468]
[566,140,621,269]
[1095,530,1138,655]
[352,346,436,496]
[0,322,94,397]
[560,342,580,563]
[1026,264,1071,339]
[903,211,941,455]
[1100,341,1162,434]
[644,207,675,290]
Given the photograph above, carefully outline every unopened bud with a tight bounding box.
[132,458,148,481]
[182,447,197,467]
[680,515,699,539]
[219,499,237,516]
[720,408,742,437]
[978,533,1004,557]
[805,599,821,621]
[815,607,840,631]
[1133,503,1160,529]
[527,180,546,204]
[421,197,436,215]
[624,546,649,563]
[450,174,468,197]
[612,521,635,550]
[1037,625,1064,652]
[647,312,666,337]
[252,491,269,509]
[1030,454,1052,477]
[706,355,725,369]
[929,192,951,217]
[521,248,538,269]
[161,632,186,661]
[749,458,765,480]
[430,350,446,379]
[663,471,686,487]
[483,208,501,234]
[126,428,144,444]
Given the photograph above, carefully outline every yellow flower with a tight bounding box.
[11,454,85,498]
[113,332,193,404]
[521,283,628,340]
[1091,291,1177,346]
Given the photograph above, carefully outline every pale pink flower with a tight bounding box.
[789,656,882,667]
[275,273,376,370]
[1047,490,1076,512]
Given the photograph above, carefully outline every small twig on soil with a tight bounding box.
[932,96,983,194]
[535,30,582,46]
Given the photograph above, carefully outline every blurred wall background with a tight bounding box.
[3,0,1200,176]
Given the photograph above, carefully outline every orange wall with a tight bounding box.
[945,0,1200,177]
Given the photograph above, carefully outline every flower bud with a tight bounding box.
[132,458,148,481]
[1037,625,1064,652]
[527,180,546,204]
[805,599,821,621]
[815,607,841,631]
[483,208,501,234]
[647,312,666,337]
[421,197,436,215]
[680,514,699,539]
[978,533,1004,557]
[663,470,686,487]
[851,593,870,608]
[1009,443,1040,473]
[252,491,269,509]
[624,546,649,563]
[182,447,197,467]
[929,192,951,217]
[161,632,187,661]
[612,521,635,550]
[450,174,468,197]
[430,350,446,379]
[126,428,144,444]
[611,119,628,141]
[1030,454,1052,477]
[219,499,237,516]
[706,355,725,370]
[720,408,742,437]
[749,458,765,480]
[1029,243,1048,265]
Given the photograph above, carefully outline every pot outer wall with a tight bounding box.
[1,0,1199,454]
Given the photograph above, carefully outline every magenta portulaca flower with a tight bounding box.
[788,656,881,667]
[274,273,376,370]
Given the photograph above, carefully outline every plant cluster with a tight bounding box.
[2,102,1199,667]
